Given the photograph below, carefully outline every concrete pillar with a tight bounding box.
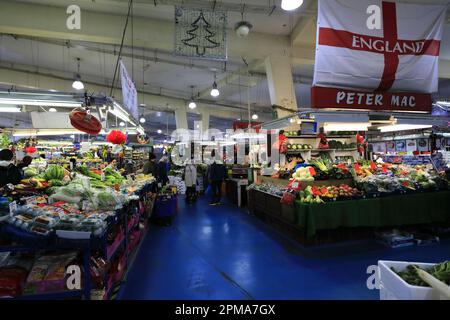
[265,54,298,119]
[174,108,188,130]
[201,111,210,132]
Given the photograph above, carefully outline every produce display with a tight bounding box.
[299,184,363,204]
[0,162,155,238]
[291,167,315,182]
[247,183,286,197]
[391,261,450,287]
[328,140,356,150]
[286,143,313,151]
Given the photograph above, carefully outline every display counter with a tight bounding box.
[225,178,248,207]
[248,188,450,245]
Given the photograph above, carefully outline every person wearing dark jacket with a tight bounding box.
[0,149,23,188]
[208,150,227,205]
[157,156,170,185]
[142,153,157,177]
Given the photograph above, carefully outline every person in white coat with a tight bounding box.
[183,159,197,203]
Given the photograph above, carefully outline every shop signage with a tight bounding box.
[119,60,138,121]
[311,87,432,112]
[312,0,446,112]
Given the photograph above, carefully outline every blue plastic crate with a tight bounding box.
[153,195,177,218]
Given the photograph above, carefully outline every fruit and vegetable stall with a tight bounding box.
[247,158,450,245]
[0,162,158,299]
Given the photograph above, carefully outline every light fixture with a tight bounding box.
[0,106,22,113]
[289,117,295,123]
[188,85,197,109]
[156,111,162,117]
[252,114,259,120]
[210,75,220,97]
[157,129,162,134]
[119,121,125,127]
[139,114,146,124]
[70,134,75,139]
[188,101,197,110]
[0,98,81,108]
[72,58,85,91]
[378,124,433,133]
[281,0,303,11]
[323,122,370,131]
[235,21,253,38]
[48,107,57,112]
[163,139,167,143]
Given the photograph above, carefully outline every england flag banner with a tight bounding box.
[312,0,446,112]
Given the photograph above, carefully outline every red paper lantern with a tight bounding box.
[106,130,127,145]
[25,146,37,154]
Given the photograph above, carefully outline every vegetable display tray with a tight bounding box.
[378,260,448,300]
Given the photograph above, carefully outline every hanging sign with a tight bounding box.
[174,6,227,61]
[119,60,138,121]
[312,0,446,112]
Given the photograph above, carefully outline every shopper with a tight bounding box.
[17,156,33,170]
[208,150,227,206]
[0,149,23,188]
[183,159,197,203]
[124,160,135,175]
[143,153,157,177]
[157,156,169,186]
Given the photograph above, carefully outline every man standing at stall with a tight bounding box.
[208,150,227,206]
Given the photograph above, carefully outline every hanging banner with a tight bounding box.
[119,60,138,121]
[312,0,446,112]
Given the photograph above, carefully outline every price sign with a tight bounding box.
[9,201,17,214]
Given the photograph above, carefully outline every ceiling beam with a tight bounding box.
[0,0,291,62]
[197,59,264,99]
[0,64,261,121]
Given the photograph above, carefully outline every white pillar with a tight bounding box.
[174,108,188,130]
[202,111,210,132]
[265,54,298,119]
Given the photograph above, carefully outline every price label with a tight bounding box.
[101,173,106,182]
[291,182,299,189]
[9,201,17,214]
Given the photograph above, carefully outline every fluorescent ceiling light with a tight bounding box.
[0,98,82,108]
[379,124,433,133]
[0,106,21,113]
[230,132,266,139]
[323,122,370,131]
[281,0,303,11]
[48,107,57,112]
[435,101,450,107]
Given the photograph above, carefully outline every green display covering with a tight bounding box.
[294,191,450,238]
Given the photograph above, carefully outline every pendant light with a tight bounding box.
[72,58,85,90]
[210,74,220,97]
[252,114,259,120]
[281,0,303,11]
[139,114,146,124]
[188,85,197,109]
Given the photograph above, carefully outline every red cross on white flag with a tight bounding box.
[312,0,446,112]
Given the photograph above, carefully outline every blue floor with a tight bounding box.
[119,196,450,300]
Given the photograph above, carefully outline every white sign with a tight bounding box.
[119,60,138,121]
[313,0,446,93]
[406,139,417,153]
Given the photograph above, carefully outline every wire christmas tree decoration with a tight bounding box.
[182,11,220,56]
[174,6,227,61]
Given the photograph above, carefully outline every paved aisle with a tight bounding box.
[119,196,450,300]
